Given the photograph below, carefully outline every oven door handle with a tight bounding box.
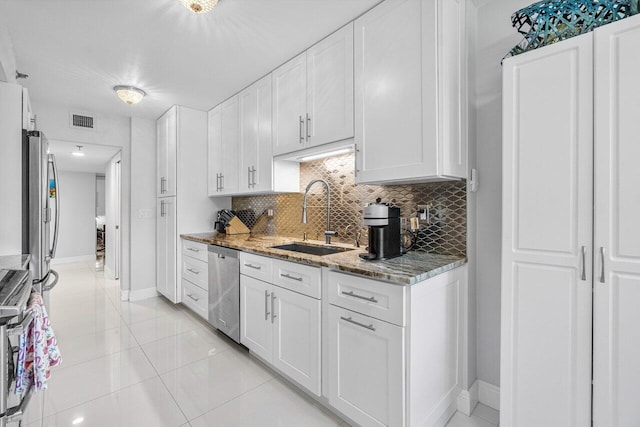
[5,383,35,423]
[7,311,35,337]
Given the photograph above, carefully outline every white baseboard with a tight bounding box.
[128,287,159,302]
[457,381,479,416]
[51,254,96,265]
[478,380,500,411]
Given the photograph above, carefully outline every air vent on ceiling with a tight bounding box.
[69,112,96,130]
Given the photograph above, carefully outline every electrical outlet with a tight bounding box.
[416,204,432,222]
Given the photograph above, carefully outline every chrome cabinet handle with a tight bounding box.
[340,316,376,332]
[281,273,303,282]
[186,268,199,275]
[600,247,606,283]
[160,200,165,217]
[341,290,378,303]
[220,173,224,190]
[216,173,221,192]
[299,115,304,143]
[580,246,587,281]
[271,293,277,324]
[265,290,270,320]
[160,177,166,194]
[187,247,200,252]
[245,263,261,270]
[187,293,200,302]
[248,167,252,189]
[251,166,257,187]
[306,113,311,140]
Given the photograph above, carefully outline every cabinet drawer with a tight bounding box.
[182,257,208,291]
[327,270,406,326]
[182,279,208,320]
[272,259,321,299]
[182,240,208,262]
[240,252,272,282]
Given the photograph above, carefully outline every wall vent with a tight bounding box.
[69,112,96,130]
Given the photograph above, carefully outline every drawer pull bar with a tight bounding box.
[187,294,200,302]
[341,291,378,303]
[187,248,200,252]
[281,273,303,282]
[245,263,262,270]
[187,268,200,275]
[340,316,376,332]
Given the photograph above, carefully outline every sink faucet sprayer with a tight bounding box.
[302,179,337,244]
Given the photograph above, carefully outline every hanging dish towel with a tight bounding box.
[15,292,62,394]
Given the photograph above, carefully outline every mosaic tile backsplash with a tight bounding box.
[232,153,467,257]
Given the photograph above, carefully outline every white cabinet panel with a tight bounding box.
[157,107,177,197]
[272,53,307,156]
[219,96,239,194]
[501,33,593,427]
[157,197,177,302]
[327,305,404,427]
[239,252,273,282]
[593,14,640,427]
[182,279,208,320]
[272,259,321,299]
[272,286,321,396]
[240,275,273,363]
[307,22,354,147]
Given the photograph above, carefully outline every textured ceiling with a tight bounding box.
[0,0,380,120]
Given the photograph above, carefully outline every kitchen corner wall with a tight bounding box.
[232,153,467,257]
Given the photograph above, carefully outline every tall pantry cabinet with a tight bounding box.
[156,106,227,303]
[501,14,640,427]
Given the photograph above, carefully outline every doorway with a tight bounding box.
[95,174,105,271]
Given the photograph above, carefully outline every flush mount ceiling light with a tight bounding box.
[113,85,146,105]
[179,0,219,14]
[72,145,85,157]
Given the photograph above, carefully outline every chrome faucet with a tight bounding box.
[302,179,337,244]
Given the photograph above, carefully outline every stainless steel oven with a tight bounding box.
[0,269,36,427]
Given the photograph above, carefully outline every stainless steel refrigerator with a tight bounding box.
[22,130,60,302]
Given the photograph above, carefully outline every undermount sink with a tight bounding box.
[271,243,355,256]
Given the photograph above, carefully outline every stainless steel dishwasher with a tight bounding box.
[207,245,240,343]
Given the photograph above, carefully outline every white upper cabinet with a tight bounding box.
[354,0,466,185]
[272,23,354,156]
[208,96,239,196]
[593,14,640,427]
[272,53,308,156]
[306,22,354,148]
[239,75,299,194]
[157,106,178,197]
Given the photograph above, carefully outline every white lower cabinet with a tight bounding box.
[180,239,209,320]
[240,253,321,396]
[156,197,177,302]
[327,305,404,427]
[326,267,466,427]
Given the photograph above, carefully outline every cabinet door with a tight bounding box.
[354,0,435,184]
[501,34,593,427]
[156,197,177,303]
[306,23,354,147]
[240,275,272,363]
[220,96,240,194]
[593,15,640,427]
[272,287,321,396]
[327,305,404,427]
[239,75,273,193]
[272,53,307,156]
[207,106,222,196]
[157,107,177,197]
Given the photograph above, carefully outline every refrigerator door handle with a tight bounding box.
[48,154,60,260]
[42,269,59,292]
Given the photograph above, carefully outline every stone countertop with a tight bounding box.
[0,255,31,271]
[181,232,466,285]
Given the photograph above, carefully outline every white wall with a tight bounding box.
[54,171,96,260]
[129,117,156,293]
[474,0,531,387]
[0,81,22,256]
[0,26,17,83]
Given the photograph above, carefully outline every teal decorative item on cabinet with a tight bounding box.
[507,0,639,57]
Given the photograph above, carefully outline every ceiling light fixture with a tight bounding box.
[179,0,219,14]
[113,85,146,105]
[72,145,85,157]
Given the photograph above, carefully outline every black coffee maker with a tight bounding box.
[359,199,402,261]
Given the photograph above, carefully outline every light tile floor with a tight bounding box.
[19,262,498,427]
